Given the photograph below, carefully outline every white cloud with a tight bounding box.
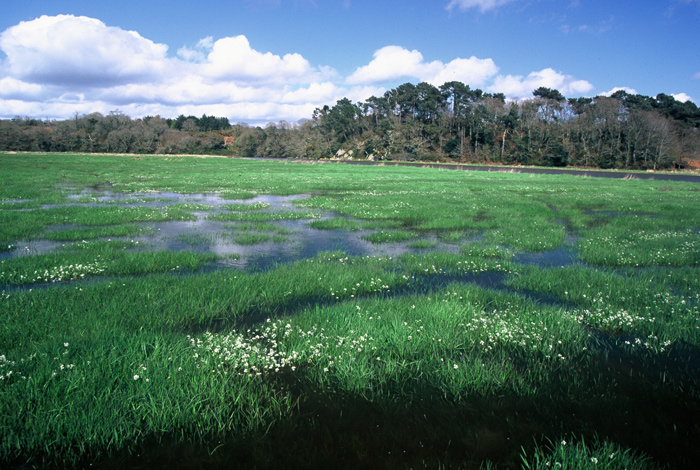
[346,46,435,85]
[343,85,388,103]
[281,82,340,104]
[489,68,593,98]
[446,0,520,13]
[0,77,45,100]
[177,36,214,62]
[692,71,700,80]
[601,87,638,97]
[0,98,109,120]
[175,101,317,124]
[428,57,499,87]
[0,15,345,123]
[0,14,599,125]
[202,35,323,84]
[672,93,694,103]
[0,15,170,87]
[346,45,498,87]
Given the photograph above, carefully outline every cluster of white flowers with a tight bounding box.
[188,323,301,377]
[172,203,214,212]
[1,261,107,284]
[0,354,19,381]
[188,318,378,378]
[456,302,571,360]
[0,347,75,382]
[572,306,655,332]
[132,364,149,382]
[621,334,673,353]
[413,259,515,275]
[580,229,700,266]
[329,278,391,300]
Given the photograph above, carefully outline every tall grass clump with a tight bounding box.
[521,438,661,470]
[308,217,362,231]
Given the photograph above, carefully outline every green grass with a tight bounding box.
[0,205,195,246]
[406,239,438,249]
[1,152,699,469]
[439,230,471,243]
[208,210,320,222]
[307,217,362,231]
[221,202,271,211]
[577,218,700,267]
[0,240,220,285]
[505,264,700,346]
[174,232,219,246]
[361,229,419,243]
[520,438,661,470]
[43,224,152,242]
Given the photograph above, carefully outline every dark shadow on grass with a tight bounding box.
[96,343,700,470]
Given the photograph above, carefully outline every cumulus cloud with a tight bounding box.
[672,93,694,103]
[446,0,520,13]
[429,57,499,87]
[177,36,214,62]
[0,77,45,100]
[489,68,593,98]
[0,15,345,123]
[0,14,597,124]
[346,46,434,84]
[692,71,700,80]
[202,35,321,84]
[0,15,170,87]
[346,45,498,87]
[601,86,638,96]
[281,82,340,104]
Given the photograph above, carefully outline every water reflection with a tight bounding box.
[2,192,463,268]
[515,246,578,267]
[3,190,594,273]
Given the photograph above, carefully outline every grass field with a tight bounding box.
[1,153,700,469]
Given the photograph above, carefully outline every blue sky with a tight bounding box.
[1,0,698,124]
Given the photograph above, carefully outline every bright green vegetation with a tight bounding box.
[406,239,439,249]
[507,265,700,346]
[308,217,363,231]
[0,205,195,246]
[220,201,271,211]
[519,438,661,470]
[230,232,272,245]
[1,153,699,469]
[361,229,419,244]
[43,224,153,242]
[208,209,320,222]
[439,229,471,242]
[0,241,221,285]
[577,217,700,266]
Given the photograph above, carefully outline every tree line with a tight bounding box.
[0,112,232,155]
[1,84,699,170]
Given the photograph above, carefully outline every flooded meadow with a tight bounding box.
[2,153,700,469]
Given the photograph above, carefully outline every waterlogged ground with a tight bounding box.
[1,153,700,470]
[1,190,468,274]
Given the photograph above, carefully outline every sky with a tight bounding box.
[0,0,699,125]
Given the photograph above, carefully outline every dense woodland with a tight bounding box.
[1,83,699,170]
